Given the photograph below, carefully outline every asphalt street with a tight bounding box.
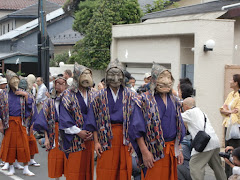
[0,143,218,180]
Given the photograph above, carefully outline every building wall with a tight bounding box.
[12,16,75,55]
[15,19,31,29]
[0,19,15,35]
[233,18,240,65]
[54,45,74,55]
[112,19,235,145]
[0,10,15,18]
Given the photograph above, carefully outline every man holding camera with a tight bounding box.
[223,146,240,179]
[181,97,226,180]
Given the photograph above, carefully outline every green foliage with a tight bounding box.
[16,71,25,76]
[63,0,85,13]
[144,0,178,13]
[73,0,99,35]
[50,52,72,67]
[71,0,143,70]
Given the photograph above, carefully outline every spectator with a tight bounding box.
[36,77,48,112]
[224,146,240,180]
[136,73,151,94]
[220,74,240,178]
[179,83,194,100]
[101,78,106,88]
[63,69,73,86]
[97,82,104,91]
[129,77,136,92]
[182,97,226,180]
[0,78,7,90]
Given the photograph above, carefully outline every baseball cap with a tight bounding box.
[144,73,151,79]
[0,78,7,85]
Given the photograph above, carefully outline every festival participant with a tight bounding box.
[34,76,68,179]
[59,63,95,180]
[0,70,35,176]
[86,59,138,180]
[19,78,40,167]
[129,63,185,180]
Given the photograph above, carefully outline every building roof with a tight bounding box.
[0,0,66,10]
[0,8,65,41]
[51,28,83,45]
[0,1,61,22]
[142,0,240,21]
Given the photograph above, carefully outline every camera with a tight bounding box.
[219,150,233,163]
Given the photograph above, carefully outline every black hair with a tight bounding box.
[57,74,64,77]
[233,74,240,88]
[233,147,240,161]
[101,78,105,83]
[180,83,194,99]
[123,70,131,79]
[129,76,136,81]
[180,78,192,86]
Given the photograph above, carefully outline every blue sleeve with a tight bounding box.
[33,109,48,132]
[59,102,76,130]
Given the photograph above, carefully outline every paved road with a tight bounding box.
[0,143,218,180]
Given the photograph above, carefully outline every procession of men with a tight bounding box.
[0,59,201,180]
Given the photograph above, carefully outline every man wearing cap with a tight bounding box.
[0,70,35,176]
[34,76,68,179]
[0,78,7,90]
[137,73,151,94]
[59,63,95,180]
[85,59,139,180]
[129,63,185,180]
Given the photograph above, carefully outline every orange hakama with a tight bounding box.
[80,140,94,180]
[28,133,39,156]
[141,141,177,180]
[48,122,67,178]
[0,116,30,163]
[96,124,132,180]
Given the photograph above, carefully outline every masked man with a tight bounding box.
[19,78,40,167]
[59,63,95,180]
[129,63,186,180]
[34,76,68,179]
[0,70,35,176]
[85,59,139,180]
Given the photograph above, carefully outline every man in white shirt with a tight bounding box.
[36,77,48,112]
[181,97,226,180]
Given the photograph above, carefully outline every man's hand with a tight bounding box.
[77,130,92,140]
[142,149,155,169]
[84,132,93,141]
[44,137,50,150]
[94,142,103,158]
[128,143,134,155]
[177,151,184,165]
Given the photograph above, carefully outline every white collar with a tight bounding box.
[110,87,119,103]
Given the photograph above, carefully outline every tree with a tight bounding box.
[71,0,143,69]
[144,0,178,13]
[49,52,71,67]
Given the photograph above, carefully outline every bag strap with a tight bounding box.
[203,113,207,131]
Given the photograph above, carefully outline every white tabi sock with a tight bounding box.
[7,165,15,176]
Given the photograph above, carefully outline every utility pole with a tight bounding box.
[38,0,49,90]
